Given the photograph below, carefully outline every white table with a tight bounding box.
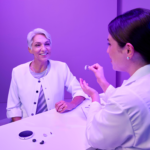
[0,100,95,150]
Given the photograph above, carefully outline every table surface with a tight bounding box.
[0,100,95,150]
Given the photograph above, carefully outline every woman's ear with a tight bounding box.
[125,43,135,59]
[28,47,33,54]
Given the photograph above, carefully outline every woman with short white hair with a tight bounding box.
[7,28,86,122]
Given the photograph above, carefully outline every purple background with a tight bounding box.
[0,0,150,120]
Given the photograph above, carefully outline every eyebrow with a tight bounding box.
[34,41,50,44]
[107,38,110,41]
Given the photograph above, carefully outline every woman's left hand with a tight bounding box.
[79,78,100,103]
[55,100,73,113]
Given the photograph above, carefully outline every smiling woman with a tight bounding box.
[29,34,51,73]
[106,34,131,72]
[27,29,52,73]
[6,28,87,122]
[80,8,150,149]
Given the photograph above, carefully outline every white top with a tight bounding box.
[29,60,50,79]
[7,60,87,118]
[86,65,150,150]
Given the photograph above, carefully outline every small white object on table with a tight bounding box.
[0,99,96,150]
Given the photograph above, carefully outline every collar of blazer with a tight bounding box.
[123,64,150,86]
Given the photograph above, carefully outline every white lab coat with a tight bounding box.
[86,65,150,150]
[7,60,86,118]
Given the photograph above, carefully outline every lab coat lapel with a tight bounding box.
[123,65,150,86]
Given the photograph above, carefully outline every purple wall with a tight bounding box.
[0,0,117,104]
[122,0,150,12]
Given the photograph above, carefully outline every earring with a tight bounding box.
[127,57,130,60]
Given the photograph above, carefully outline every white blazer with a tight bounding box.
[86,65,150,150]
[7,60,86,118]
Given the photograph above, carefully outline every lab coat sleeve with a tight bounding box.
[98,85,116,105]
[6,69,23,118]
[64,63,88,99]
[104,84,116,101]
[86,93,134,149]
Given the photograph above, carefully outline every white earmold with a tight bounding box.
[84,65,89,70]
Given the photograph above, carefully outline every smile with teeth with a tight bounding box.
[40,53,48,55]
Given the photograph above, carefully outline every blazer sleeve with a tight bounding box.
[6,69,23,118]
[63,63,88,99]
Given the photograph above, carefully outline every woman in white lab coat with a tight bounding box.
[7,28,86,122]
[80,8,150,149]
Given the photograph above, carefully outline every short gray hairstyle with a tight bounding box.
[27,28,52,49]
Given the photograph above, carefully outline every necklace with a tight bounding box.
[31,61,48,77]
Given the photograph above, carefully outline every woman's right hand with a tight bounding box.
[88,63,105,83]
[88,63,110,92]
